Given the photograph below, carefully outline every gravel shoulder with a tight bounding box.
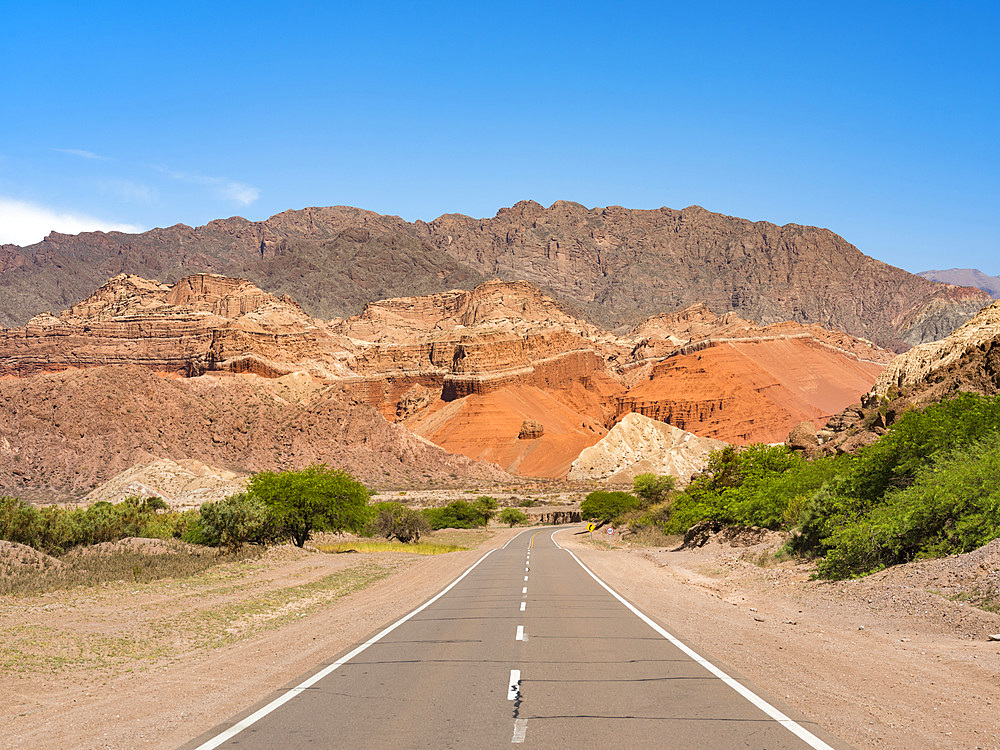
[561,530,1000,750]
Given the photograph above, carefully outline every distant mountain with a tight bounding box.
[0,202,992,350]
[917,269,1000,299]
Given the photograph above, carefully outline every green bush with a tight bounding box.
[0,495,194,555]
[817,440,1000,578]
[580,491,640,524]
[195,493,277,552]
[370,502,431,543]
[498,508,529,527]
[422,499,494,530]
[663,445,848,534]
[0,496,42,548]
[247,465,371,547]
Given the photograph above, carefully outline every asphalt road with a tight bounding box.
[186,528,849,749]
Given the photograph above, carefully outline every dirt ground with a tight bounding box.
[3,525,999,749]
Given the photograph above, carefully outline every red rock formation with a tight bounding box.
[617,338,887,444]
[0,273,894,484]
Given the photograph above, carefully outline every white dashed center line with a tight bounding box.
[507,670,520,700]
[512,718,528,743]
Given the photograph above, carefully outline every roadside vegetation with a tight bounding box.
[581,393,1000,580]
[1,465,532,595]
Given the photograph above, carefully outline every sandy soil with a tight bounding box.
[4,525,999,749]
[562,531,1000,750]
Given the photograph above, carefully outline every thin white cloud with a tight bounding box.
[95,178,157,204]
[155,166,260,206]
[0,197,144,246]
[52,148,107,160]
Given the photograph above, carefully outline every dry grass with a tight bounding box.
[0,551,403,676]
[0,540,225,596]
[316,540,467,555]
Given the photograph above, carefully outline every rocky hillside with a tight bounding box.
[0,365,509,503]
[0,272,895,485]
[1,202,990,350]
[804,300,1000,455]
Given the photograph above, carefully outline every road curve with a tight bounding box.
[183,527,849,749]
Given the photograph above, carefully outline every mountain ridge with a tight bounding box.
[0,201,990,351]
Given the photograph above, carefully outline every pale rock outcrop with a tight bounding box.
[567,413,726,483]
[83,458,247,510]
[871,300,1000,398]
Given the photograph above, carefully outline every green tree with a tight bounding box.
[247,465,371,547]
[632,473,676,507]
[370,502,431,543]
[472,496,498,524]
[498,508,528,527]
[580,491,639,524]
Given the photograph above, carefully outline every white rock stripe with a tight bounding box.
[524,575,528,581]
[522,586,527,594]
[520,601,526,612]
[192,549,497,750]
[507,669,520,700]
[551,530,837,750]
[515,625,525,641]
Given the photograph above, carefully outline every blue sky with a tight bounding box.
[1,1,997,274]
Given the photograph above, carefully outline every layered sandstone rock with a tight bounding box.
[83,458,246,510]
[0,273,896,483]
[615,337,888,444]
[0,273,354,379]
[567,413,726,483]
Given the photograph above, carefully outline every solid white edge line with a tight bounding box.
[507,669,520,700]
[552,530,837,750]
[192,548,497,750]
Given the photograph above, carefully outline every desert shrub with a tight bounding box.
[472,496,498,523]
[370,502,431,543]
[580,491,640,524]
[844,392,1000,504]
[247,465,372,547]
[0,497,43,547]
[632,473,676,507]
[498,508,529,527]
[517,498,537,507]
[1,496,193,555]
[194,493,277,551]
